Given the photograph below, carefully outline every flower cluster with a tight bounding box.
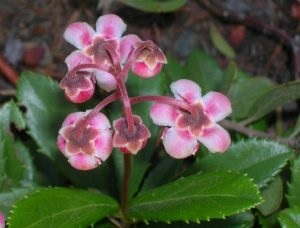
[57,14,232,170]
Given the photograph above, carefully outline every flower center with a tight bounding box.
[63,125,98,155]
[85,37,118,68]
[176,103,210,137]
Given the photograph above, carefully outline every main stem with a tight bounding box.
[120,153,132,222]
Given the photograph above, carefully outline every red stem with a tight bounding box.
[130,95,196,115]
[120,153,132,220]
[73,92,119,138]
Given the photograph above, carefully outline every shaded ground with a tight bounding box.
[0,0,299,99]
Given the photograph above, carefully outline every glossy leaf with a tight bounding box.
[257,176,283,216]
[136,211,254,227]
[186,49,223,93]
[129,171,261,222]
[141,156,183,191]
[17,71,77,159]
[0,187,36,216]
[0,129,34,191]
[8,188,118,228]
[278,207,300,228]
[0,100,25,130]
[195,211,254,228]
[210,24,236,59]
[287,156,300,207]
[195,139,292,187]
[227,77,274,119]
[246,80,300,123]
[119,0,187,13]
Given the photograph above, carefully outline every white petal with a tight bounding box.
[162,128,199,159]
[63,22,95,49]
[202,92,232,121]
[96,14,126,39]
[170,79,202,104]
[198,124,231,153]
[150,103,177,126]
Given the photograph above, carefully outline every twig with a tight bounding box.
[220,119,299,148]
[0,56,18,86]
[0,89,16,96]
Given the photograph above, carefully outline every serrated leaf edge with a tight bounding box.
[131,171,262,223]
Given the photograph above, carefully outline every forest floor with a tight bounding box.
[0,0,299,102]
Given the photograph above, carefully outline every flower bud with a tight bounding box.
[59,71,95,103]
[113,115,151,154]
[131,41,167,78]
[57,111,113,170]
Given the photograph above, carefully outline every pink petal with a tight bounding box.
[150,103,178,126]
[162,127,199,159]
[65,51,92,70]
[57,134,67,154]
[131,62,162,78]
[0,212,5,228]
[96,14,126,39]
[170,79,202,104]
[68,154,101,170]
[94,70,117,92]
[88,111,112,130]
[94,130,113,161]
[119,34,141,65]
[64,86,94,103]
[202,92,232,122]
[63,22,95,50]
[198,124,231,153]
[61,112,83,127]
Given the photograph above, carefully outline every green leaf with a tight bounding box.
[246,80,300,123]
[119,0,187,13]
[136,211,254,227]
[194,139,292,187]
[0,130,34,191]
[221,61,237,93]
[186,49,223,93]
[196,211,254,228]
[8,188,118,228]
[287,156,300,207]
[290,114,300,138]
[227,77,274,119]
[209,24,236,59]
[17,71,77,159]
[0,187,36,216]
[278,207,300,228]
[0,100,26,130]
[257,211,280,228]
[163,55,187,82]
[129,171,261,222]
[256,176,283,216]
[141,156,183,191]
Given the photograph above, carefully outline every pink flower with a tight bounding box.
[150,79,232,159]
[120,35,167,78]
[63,14,127,94]
[59,67,96,103]
[112,115,151,154]
[57,111,113,170]
[0,212,5,228]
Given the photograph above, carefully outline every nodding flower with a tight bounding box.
[57,111,113,170]
[150,79,232,159]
